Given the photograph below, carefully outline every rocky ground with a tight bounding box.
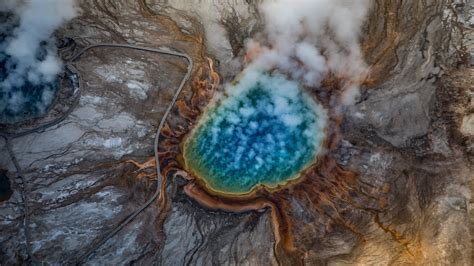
[0,0,473,265]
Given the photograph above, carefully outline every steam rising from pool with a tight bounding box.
[184,72,326,194]
[0,0,78,123]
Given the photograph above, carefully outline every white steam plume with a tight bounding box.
[0,0,78,121]
[245,0,370,105]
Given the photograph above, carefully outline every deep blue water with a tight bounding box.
[0,12,59,124]
[184,73,326,194]
[0,51,59,123]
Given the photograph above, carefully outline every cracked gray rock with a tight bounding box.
[0,0,472,265]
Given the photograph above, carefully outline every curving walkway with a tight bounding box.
[0,43,193,265]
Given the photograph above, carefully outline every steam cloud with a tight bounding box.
[187,0,371,190]
[245,0,370,105]
[0,0,78,122]
[186,0,376,192]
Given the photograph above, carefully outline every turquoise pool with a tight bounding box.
[183,72,327,194]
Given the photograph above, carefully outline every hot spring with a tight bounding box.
[0,12,60,124]
[0,50,59,123]
[183,72,327,194]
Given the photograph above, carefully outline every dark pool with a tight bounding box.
[0,170,13,202]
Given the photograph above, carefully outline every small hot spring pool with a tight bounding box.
[183,72,327,194]
[0,51,59,124]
